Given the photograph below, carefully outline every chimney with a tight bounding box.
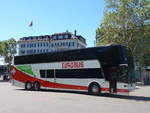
[74,30,77,36]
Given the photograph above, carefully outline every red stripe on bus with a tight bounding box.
[12,66,129,93]
[12,66,88,90]
[101,88,129,93]
[101,88,109,91]
[117,89,129,93]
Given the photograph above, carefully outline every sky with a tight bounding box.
[0,0,106,47]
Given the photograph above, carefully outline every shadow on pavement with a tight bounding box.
[101,94,150,102]
[16,88,150,102]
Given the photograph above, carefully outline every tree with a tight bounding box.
[0,41,5,55]
[96,0,150,68]
[2,38,17,71]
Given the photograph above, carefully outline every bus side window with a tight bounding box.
[40,70,46,78]
[47,70,54,78]
[55,69,103,78]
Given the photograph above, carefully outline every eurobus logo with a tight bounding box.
[62,61,84,69]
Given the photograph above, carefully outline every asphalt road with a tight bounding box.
[0,81,150,113]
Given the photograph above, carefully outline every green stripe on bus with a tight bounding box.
[17,65,35,76]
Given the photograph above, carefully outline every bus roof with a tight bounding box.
[17,44,124,57]
[14,44,125,65]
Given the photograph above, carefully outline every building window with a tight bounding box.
[51,43,54,47]
[72,42,75,46]
[64,35,68,39]
[30,44,31,48]
[34,50,36,53]
[57,43,59,46]
[68,42,71,47]
[20,50,25,54]
[40,49,42,53]
[66,42,68,46]
[60,42,62,46]
[27,44,29,48]
[58,35,63,39]
[63,42,65,46]
[20,44,22,48]
[44,43,46,47]
[53,36,57,40]
[27,50,29,54]
[46,42,48,47]
[30,50,33,54]
[20,44,26,48]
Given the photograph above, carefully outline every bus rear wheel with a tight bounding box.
[88,83,100,95]
[25,82,32,90]
[33,82,40,91]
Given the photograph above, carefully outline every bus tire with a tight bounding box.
[33,82,40,91]
[88,83,101,95]
[25,81,32,90]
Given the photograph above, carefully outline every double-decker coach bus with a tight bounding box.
[11,45,136,95]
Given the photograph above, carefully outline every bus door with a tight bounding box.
[109,80,117,93]
[103,67,117,93]
[109,67,117,93]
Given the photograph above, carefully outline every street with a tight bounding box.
[0,81,150,113]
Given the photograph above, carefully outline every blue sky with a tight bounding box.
[0,0,105,47]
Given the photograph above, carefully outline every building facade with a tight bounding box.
[18,31,86,55]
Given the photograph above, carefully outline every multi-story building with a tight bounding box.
[18,31,86,55]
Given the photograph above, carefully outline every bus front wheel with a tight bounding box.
[33,82,41,91]
[25,82,32,90]
[88,83,101,95]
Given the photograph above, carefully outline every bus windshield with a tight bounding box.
[99,45,135,83]
[117,47,135,83]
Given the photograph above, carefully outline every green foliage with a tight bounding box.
[0,42,5,54]
[96,0,150,67]
[0,38,17,70]
[4,38,17,65]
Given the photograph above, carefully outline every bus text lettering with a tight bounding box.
[62,61,84,69]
